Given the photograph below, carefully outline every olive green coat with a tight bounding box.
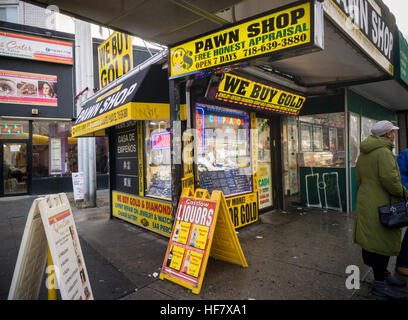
[354,135,404,256]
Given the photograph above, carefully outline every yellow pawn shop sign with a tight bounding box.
[160,188,248,294]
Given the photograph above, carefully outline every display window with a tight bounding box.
[349,112,360,167]
[298,113,345,168]
[32,120,78,177]
[145,120,171,200]
[196,103,252,197]
[282,117,299,196]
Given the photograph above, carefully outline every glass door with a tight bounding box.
[2,141,28,195]
[257,118,273,210]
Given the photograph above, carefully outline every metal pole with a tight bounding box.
[74,19,96,206]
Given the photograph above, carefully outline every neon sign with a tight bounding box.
[0,124,23,134]
[151,131,171,150]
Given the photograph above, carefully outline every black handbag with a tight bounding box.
[378,188,408,228]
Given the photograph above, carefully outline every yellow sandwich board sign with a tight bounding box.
[160,187,247,294]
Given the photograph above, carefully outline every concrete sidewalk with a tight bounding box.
[1,189,407,300]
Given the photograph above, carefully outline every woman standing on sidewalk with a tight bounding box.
[354,120,407,300]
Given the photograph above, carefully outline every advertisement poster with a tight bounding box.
[161,196,217,289]
[72,172,85,201]
[112,190,172,237]
[0,70,58,106]
[225,192,258,228]
[0,31,73,64]
[258,162,272,209]
[98,32,133,89]
[170,0,321,78]
[50,138,62,174]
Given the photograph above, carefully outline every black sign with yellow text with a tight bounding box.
[216,73,306,115]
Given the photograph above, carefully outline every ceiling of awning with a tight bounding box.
[22,0,247,45]
[351,80,408,111]
[22,0,408,111]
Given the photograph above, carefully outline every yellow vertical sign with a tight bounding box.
[250,112,258,194]
[137,121,144,196]
[98,32,133,89]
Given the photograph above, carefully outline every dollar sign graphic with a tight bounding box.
[182,51,193,70]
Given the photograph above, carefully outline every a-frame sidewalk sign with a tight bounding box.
[160,187,248,294]
[8,193,93,300]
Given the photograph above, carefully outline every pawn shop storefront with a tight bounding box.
[184,74,307,229]
[72,53,178,237]
[168,0,324,229]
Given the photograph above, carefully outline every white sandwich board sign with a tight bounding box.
[8,193,93,300]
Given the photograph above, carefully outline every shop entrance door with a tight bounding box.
[1,141,29,196]
[257,118,273,210]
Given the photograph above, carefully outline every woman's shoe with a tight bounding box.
[372,280,408,300]
[385,270,406,287]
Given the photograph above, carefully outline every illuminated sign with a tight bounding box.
[170,0,324,79]
[151,131,171,150]
[216,73,306,115]
[0,124,23,134]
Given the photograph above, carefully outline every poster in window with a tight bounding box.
[312,125,323,151]
[50,138,62,174]
[300,123,312,151]
[0,70,58,106]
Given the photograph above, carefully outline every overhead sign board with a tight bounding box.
[98,32,133,89]
[324,0,397,75]
[169,0,324,79]
[8,193,93,300]
[160,188,247,294]
[216,73,306,115]
[0,31,73,64]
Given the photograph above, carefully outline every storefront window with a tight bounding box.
[196,103,252,197]
[298,113,345,167]
[361,117,376,142]
[145,120,171,200]
[95,137,109,173]
[32,121,77,177]
[349,112,360,167]
[282,117,299,196]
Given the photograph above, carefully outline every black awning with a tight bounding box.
[72,64,170,137]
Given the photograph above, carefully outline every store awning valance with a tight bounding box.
[72,63,169,138]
